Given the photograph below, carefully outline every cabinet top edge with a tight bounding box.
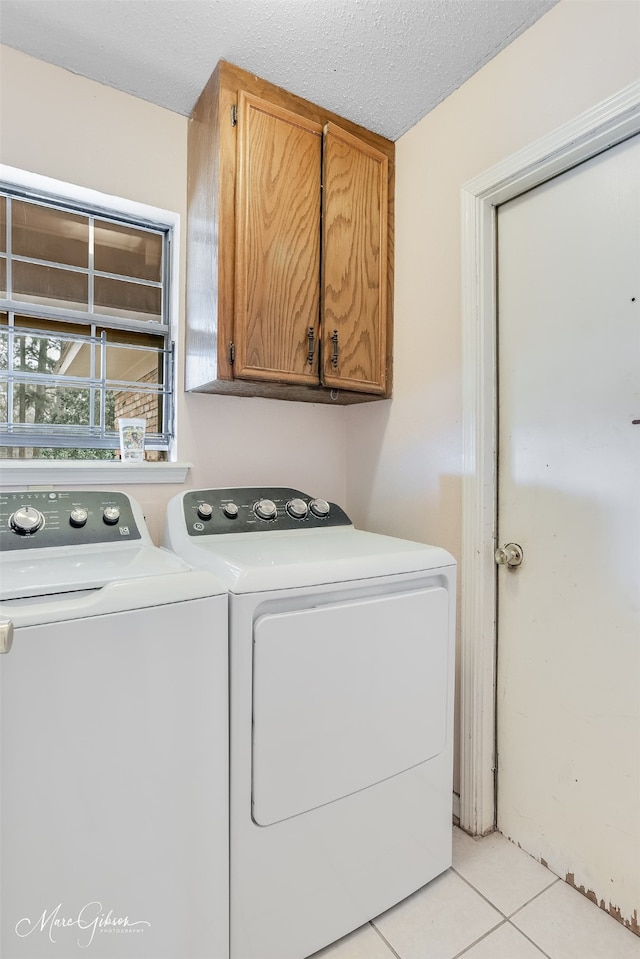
[192,58,395,159]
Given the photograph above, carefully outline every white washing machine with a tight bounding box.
[0,489,229,959]
[165,486,456,959]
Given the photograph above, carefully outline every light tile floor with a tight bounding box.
[310,827,640,959]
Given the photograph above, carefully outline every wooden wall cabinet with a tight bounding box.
[186,61,394,404]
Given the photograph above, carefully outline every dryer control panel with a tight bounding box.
[0,490,142,550]
[183,487,352,536]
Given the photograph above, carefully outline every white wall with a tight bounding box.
[345,0,640,792]
[0,46,347,543]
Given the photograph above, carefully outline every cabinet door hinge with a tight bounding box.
[231,104,238,127]
[229,342,235,364]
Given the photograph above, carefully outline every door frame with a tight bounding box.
[459,79,640,836]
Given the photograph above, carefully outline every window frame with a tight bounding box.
[0,165,181,471]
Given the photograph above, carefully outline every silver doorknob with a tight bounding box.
[495,543,524,568]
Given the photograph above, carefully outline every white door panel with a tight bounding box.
[496,134,640,926]
[252,587,449,825]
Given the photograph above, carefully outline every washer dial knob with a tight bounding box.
[309,498,330,518]
[197,502,213,520]
[69,507,88,528]
[103,506,120,525]
[286,497,308,519]
[10,505,44,535]
[254,498,277,521]
[223,502,239,519]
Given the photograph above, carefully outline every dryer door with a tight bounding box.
[251,585,450,826]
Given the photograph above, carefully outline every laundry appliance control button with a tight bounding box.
[254,498,278,521]
[103,506,120,525]
[286,498,308,519]
[10,505,44,535]
[197,503,214,520]
[69,507,89,528]
[223,502,239,519]
[309,498,330,518]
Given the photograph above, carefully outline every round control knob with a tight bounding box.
[223,502,239,519]
[197,502,213,520]
[286,497,308,520]
[309,498,330,518]
[69,507,88,528]
[10,505,44,535]
[254,498,277,521]
[103,506,120,525]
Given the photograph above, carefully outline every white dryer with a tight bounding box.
[0,489,228,959]
[165,486,456,959]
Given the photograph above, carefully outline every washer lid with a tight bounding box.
[0,542,197,601]
[168,526,455,593]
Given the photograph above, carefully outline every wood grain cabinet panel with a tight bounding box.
[235,94,322,385]
[186,61,394,404]
[322,123,388,394]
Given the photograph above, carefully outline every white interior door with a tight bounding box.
[496,134,640,928]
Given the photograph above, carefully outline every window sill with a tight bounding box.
[0,460,191,487]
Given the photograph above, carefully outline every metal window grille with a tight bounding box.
[0,186,174,458]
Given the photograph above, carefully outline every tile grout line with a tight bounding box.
[451,863,561,920]
[507,876,561,920]
[449,917,508,959]
[368,868,563,959]
[451,918,555,959]
[507,920,556,959]
[448,868,560,957]
[451,867,510,917]
[368,919,404,959]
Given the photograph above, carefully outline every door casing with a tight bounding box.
[459,78,640,836]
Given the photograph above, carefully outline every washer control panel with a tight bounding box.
[0,490,142,550]
[183,487,351,536]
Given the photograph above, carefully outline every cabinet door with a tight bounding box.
[235,92,322,384]
[321,122,388,393]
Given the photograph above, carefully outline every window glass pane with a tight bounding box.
[12,384,94,426]
[41,447,118,460]
[9,318,90,381]
[94,275,161,321]
[0,445,166,462]
[0,195,6,254]
[94,220,162,282]
[113,387,162,435]
[12,261,88,310]
[106,330,165,435]
[10,315,90,340]
[39,325,165,388]
[12,200,88,267]
[0,186,172,458]
[103,328,164,382]
[96,389,116,432]
[3,318,165,389]
[12,330,62,375]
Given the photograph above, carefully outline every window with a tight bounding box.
[0,172,175,461]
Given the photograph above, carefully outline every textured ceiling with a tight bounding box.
[0,0,557,141]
